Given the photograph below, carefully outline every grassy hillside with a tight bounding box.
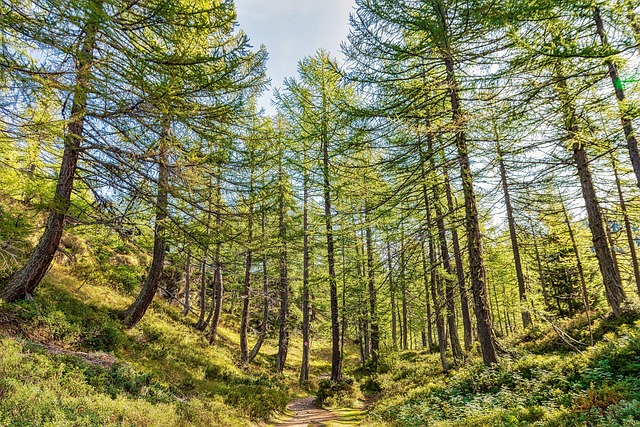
[358,311,640,427]
[0,264,301,426]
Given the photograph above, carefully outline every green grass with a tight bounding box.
[0,266,293,426]
[359,314,640,427]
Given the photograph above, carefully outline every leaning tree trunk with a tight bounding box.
[612,156,640,295]
[497,145,532,328]
[1,4,100,302]
[122,119,170,327]
[593,6,640,189]
[555,69,627,317]
[444,53,497,365]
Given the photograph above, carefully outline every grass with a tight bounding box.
[0,265,295,426]
[358,312,640,427]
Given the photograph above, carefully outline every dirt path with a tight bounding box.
[273,396,338,427]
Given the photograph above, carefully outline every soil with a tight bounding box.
[273,396,338,427]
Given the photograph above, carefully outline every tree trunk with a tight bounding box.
[276,159,289,374]
[1,4,100,302]
[240,173,255,367]
[443,168,473,350]
[247,212,269,364]
[421,243,435,352]
[322,130,341,382]
[497,145,531,328]
[444,54,497,365]
[425,139,463,359]
[555,69,627,317]
[121,119,170,327]
[560,195,593,345]
[195,258,208,330]
[365,209,379,364]
[182,252,191,316]
[208,176,224,344]
[593,6,640,189]
[388,240,398,350]
[300,168,311,383]
[612,156,640,295]
[400,228,409,351]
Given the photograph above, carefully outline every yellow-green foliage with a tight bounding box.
[364,318,640,427]
[0,266,290,426]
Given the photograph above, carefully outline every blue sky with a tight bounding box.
[234,0,356,114]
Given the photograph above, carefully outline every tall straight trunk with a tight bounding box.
[560,196,593,345]
[182,252,191,316]
[122,119,170,327]
[426,205,449,372]
[444,168,473,350]
[530,221,550,307]
[276,151,289,374]
[240,171,255,367]
[208,176,224,343]
[555,71,627,317]
[593,7,640,189]
[425,139,463,359]
[247,212,269,364]
[322,133,341,382]
[388,240,398,350]
[400,228,409,351]
[354,231,370,361]
[497,146,531,328]
[444,54,497,365]
[612,156,640,295]
[2,4,100,302]
[603,211,621,280]
[421,243,435,351]
[365,207,379,364]
[195,258,208,330]
[300,169,311,383]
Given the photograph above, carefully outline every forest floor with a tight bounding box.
[270,396,367,427]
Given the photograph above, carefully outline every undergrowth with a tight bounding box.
[361,314,640,427]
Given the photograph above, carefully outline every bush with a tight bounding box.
[317,377,357,408]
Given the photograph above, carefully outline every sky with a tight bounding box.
[234,0,356,114]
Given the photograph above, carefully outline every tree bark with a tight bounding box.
[182,252,191,316]
[444,54,497,365]
[388,240,398,350]
[1,4,100,302]
[420,243,435,352]
[321,123,341,382]
[300,166,311,383]
[560,195,593,344]
[247,212,269,364]
[208,176,224,344]
[239,170,255,367]
[425,139,463,359]
[612,156,640,295]
[365,206,379,364]
[443,168,473,350]
[122,118,170,327]
[555,70,627,317]
[276,155,289,374]
[593,6,640,189]
[497,145,531,328]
